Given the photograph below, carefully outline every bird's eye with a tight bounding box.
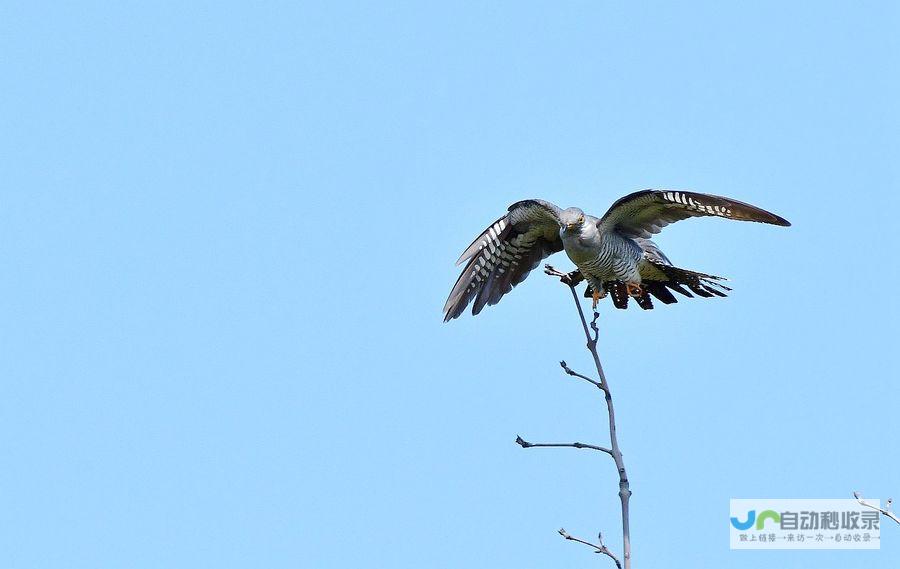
[578,215,584,223]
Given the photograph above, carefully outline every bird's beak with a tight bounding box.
[565,223,576,230]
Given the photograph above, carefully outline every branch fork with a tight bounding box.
[559,528,622,569]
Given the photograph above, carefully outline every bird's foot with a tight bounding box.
[592,289,602,309]
[626,282,643,297]
[544,264,584,286]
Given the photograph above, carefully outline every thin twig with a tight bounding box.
[560,360,603,389]
[558,528,622,569]
[544,265,585,286]
[854,492,900,526]
[589,309,600,344]
[516,435,613,456]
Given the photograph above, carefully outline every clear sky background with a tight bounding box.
[1,1,898,568]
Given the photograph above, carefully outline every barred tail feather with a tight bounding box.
[609,282,630,309]
[653,263,730,300]
[644,282,678,305]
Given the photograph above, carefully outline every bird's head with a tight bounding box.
[559,208,586,233]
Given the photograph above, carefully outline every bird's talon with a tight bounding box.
[544,264,567,278]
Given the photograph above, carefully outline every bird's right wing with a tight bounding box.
[596,189,790,239]
[443,199,563,321]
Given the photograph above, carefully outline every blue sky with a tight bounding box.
[1,1,898,567]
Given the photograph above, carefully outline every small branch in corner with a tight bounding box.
[558,528,622,569]
[854,491,900,526]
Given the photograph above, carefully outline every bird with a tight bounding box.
[443,189,790,321]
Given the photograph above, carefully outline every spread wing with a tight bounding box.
[443,199,563,321]
[597,189,790,239]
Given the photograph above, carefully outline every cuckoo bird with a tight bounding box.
[443,190,790,321]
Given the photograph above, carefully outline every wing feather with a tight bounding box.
[444,200,563,321]
[597,190,790,239]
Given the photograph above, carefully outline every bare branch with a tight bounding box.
[556,273,631,567]
[558,528,622,569]
[515,266,631,567]
[559,360,603,390]
[516,435,613,456]
[854,491,900,526]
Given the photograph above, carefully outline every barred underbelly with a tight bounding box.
[578,259,614,286]
[578,251,640,289]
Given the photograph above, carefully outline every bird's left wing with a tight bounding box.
[443,199,563,321]
[596,189,790,239]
